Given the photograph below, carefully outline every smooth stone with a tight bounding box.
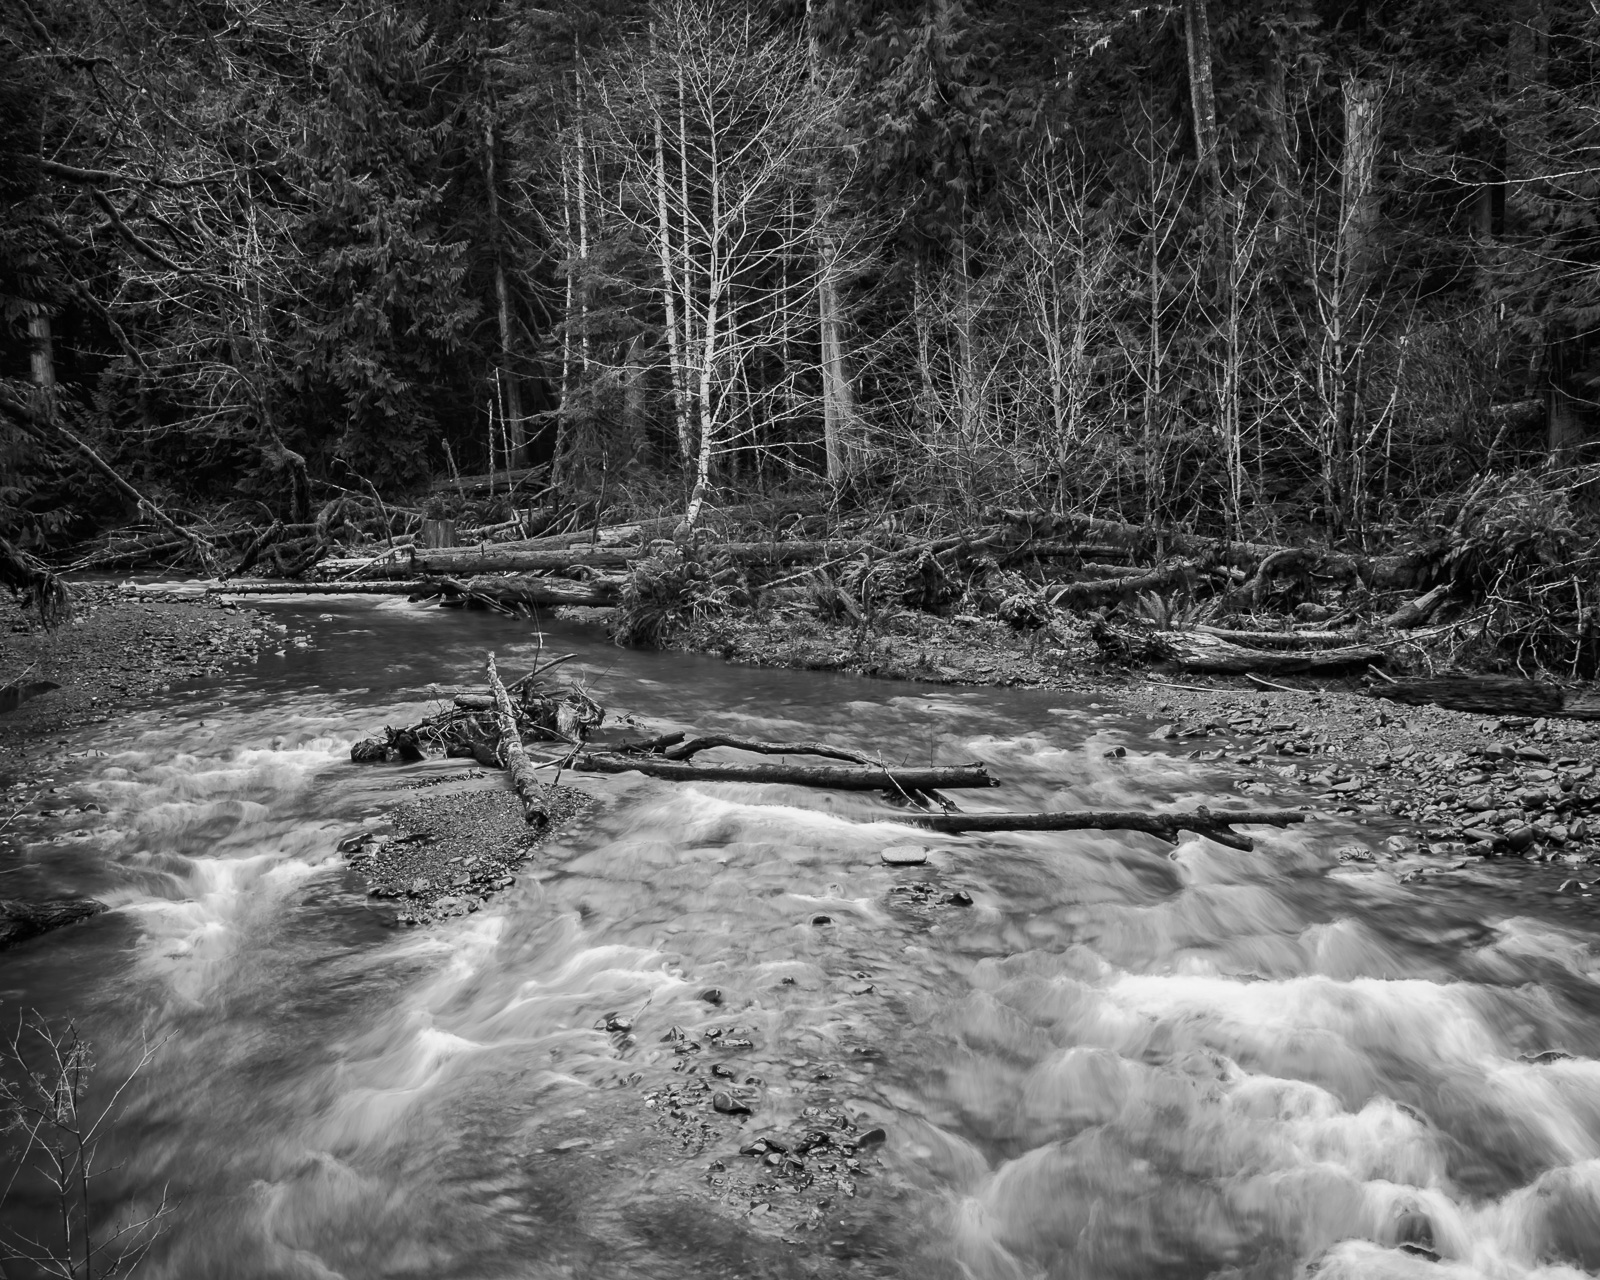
[881,845,929,866]
[713,1091,752,1116]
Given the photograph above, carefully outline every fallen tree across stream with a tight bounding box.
[568,754,997,791]
[898,805,1306,852]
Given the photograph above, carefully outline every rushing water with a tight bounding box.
[4,597,1600,1279]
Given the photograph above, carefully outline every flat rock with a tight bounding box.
[880,845,929,866]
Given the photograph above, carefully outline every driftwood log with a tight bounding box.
[213,580,435,596]
[901,806,1306,851]
[1,897,106,950]
[1166,634,1384,674]
[452,573,622,607]
[487,652,550,825]
[1369,674,1600,720]
[1092,620,1383,674]
[995,509,1432,589]
[572,754,996,791]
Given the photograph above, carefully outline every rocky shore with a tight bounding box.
[0,583,284,774]
[342,786,594,925]
[671,610,1600,884]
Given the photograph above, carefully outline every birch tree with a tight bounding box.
[587,0,848,528]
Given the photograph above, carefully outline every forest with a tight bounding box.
[4,0,1600,676]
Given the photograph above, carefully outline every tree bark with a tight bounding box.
[28,311,56,394]
[483,110,526,466]
[572,755,996,791]
[456,574,622,607]
[0,898,105,951]
[487,652,551,825]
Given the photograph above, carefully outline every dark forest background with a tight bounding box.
[3,0,1597,555]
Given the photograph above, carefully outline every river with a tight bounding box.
[3,597,1600,1279]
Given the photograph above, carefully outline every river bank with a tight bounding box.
[0,584,284,777]
[673,609,1600,883]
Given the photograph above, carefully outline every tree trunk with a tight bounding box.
[818,235,856,483]
[902,806,1304,851]
[1262,42,1297,239]
[483,111,526,466]
[1332,76,1384,539]
[0,897,105,951]
[653,103,691,463]
[572,755,996,791]
[487,652,551,825]
[28,311,56,394]
[1340,78,1384,293]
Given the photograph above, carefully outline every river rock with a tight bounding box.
[713,1091,752,1116]
[880,845,929,866]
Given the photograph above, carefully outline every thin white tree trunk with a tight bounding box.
[653,104,691,461]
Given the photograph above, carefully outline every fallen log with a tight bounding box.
[1092,620,1383,674]
[1369,674,1574,717]
[572,754,997,791]
[1382,584,1451,630]
[428,464,547,495]
[408,544,634,575]
[487,652,550,825]
[454,573,622,607]
[1,897,106,951]
[1047,560,1204,607]
[211,579,436,596]
[997,509,1432,589]
[658,734,880,765]
[1193,624,1360,647]
[1165,632,1384,674]
[900,806,1305,851]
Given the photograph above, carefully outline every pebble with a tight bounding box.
[880,845,929,866]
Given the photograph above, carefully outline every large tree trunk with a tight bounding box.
[483,111,526,466]
[1329,76,1384,540]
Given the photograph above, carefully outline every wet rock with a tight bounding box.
[855,1127,887,1147]
[946,890,974,906]
[1103,745,1127,759]
[880,845,929,866]
[811,914,833,926]
[1520,1049,1574,1064]
[700,987,724,1005]
[713,1091,753,1116]
[1505,825,1537,852]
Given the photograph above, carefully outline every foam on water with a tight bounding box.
[10,601,1600,1278]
